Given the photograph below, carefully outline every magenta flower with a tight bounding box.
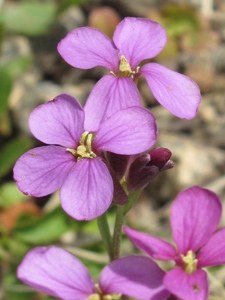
[124,186,225,300]
[17,246,170,300]
[58,17,201,120]
[13,93,156,220]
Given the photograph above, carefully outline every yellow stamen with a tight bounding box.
[66,131,96,161]
[181,250,198,274]
[88,284,121,300]
[110,55,139,78]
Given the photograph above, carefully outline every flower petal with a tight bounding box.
[57,27,118,71]
[171,186,222,255]
[17,246,94,299]
[113,17,167,69]
[140,63,201,119]
[29,93,84,148]
[163,267,208,300]
[124,226,177,260]
[60,157,113,220]
[13,146,75,197]
[84,75,141,132]
[93,106,157,155]
[198,227,225,268]
[100,255,170,300]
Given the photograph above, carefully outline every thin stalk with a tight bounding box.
[112,205,125,260]
[97,212,113,261]
[124,190,141,214]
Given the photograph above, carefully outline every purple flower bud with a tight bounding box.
[127,148,174,193]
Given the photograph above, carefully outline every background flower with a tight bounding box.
[124,186,225,300]
[58,17,201,120]
[17,246,170,300]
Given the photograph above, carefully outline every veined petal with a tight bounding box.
[171,186,222,255]
[198,228,225,268]
[93,107,157,155]
[124,226,177,260]
[17,246,94,299]
[29,94,84,148]
[163,267,208,300]
[100,255,170,300]
[13,146,75,197]
[140,63,201,119]
[113,17,167,69]
[60,157,113,220]
[84,75,141,132]
[57,27,119,72]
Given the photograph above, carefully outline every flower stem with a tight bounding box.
[112,205,125,260]
[97,212,113,261]
[124,190,141,214]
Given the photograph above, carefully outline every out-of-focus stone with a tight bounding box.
[58,5,86,32]
[9,77,95,136]
[1,36,31,64]
[87,6,121,38]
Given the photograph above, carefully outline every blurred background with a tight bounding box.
[0,0,225,299]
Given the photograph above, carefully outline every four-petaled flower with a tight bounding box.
[13,93,157,220]
[58,17,201,121]
[124,186,225,300]
[17,246,170,300]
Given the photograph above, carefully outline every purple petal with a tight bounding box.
[29,94,84,148]
[58,27,118,72]
[140,63,201,119]
[93,107,157,155]
[84,75,141,132]
[13,146,75,197]
[113,17,167,69]
[163,267,208,300]
[124,226,177,260]
[100,255,170,300]
[17,246,94,299]
[198,227,225,268]
[171,186,222,255]
[60,157,113,220]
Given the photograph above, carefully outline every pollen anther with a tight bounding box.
[66,131,96,160]
[88,284,121,300]
[181,250,198,274]
[110,55,139,78]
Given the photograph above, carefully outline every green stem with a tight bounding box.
[112,205,125,260]
[97,212,113,261]
[124,190,141,214]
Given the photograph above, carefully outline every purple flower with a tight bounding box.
[17,246,170,300]
[13,93,156,221]
[124,186,225,300]
[58,17,201,120]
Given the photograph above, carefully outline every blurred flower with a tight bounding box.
[124,186,225,300]
[127,147,174,192]
[17,246,170,300]
[107,148,173,194]
[13,93,157,220]
[58,17,201,120]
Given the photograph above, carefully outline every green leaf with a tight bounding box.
[0,68,12,112]
[13,206,71,244]
[3,271,36,300]
[1,56,32,80]
[1,3,57,36]
[0,182,27,208]
[0,138,33,178]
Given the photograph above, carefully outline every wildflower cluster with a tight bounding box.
[13,17,225,300]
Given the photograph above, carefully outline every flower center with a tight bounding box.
[66,131,97,161]
[88,284,121,300]
[110,55,139,78]
[181,250,198,274]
